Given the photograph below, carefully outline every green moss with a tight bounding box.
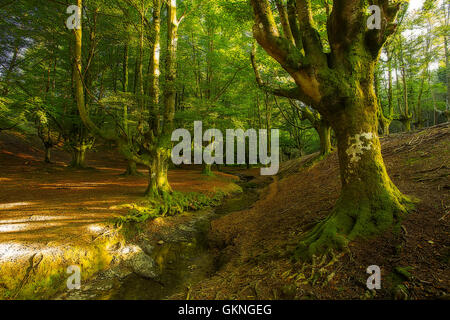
[386,266,414,300]
[405,157,421,166]
[393,266,413,281]
[0,231,123,300]
[294,178,415,261]
[113,191,228,227]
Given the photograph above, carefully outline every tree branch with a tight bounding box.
[250,0,305,73]
[250,42,305,101]
[295,0,327,65]
[274,0,295,45]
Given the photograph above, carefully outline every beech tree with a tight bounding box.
[73,0,186,197]
[249,0,414,258]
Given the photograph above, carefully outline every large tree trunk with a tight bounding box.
[250,0,414,259]
[143,0,174,198]
[296,96,412,259]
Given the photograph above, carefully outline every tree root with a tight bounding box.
[294,192,415,262]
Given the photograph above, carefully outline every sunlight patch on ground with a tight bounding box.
[87,224,107,234]
[37,182,110,189]
[0,222,64,233]
[0,243,34,259]
[0,215,72,224]
[0,202,33,210]
[0,223,28,232]
[0,242,63,260]
[94,167,129,172]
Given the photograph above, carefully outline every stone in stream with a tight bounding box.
[121,245,159,279]
[138,242,155,256]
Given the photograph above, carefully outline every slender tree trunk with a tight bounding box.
[387,51,394,120]
[72,0,88,169]
[444,1,449,112]
[146,0,179,197]
[416,74,426,129]
[375,68,391,135]
[124,160,139,176]
[44,144,52,164]
[399,41,411,131]
[202,163,213,176]
[148,0,161,134]
[123,42,129,92]
[1,40,19,96]
[317,120,331,155]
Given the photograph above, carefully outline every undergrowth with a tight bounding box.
[112,191,225,226]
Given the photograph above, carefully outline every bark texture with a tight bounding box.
[250,0,414,259]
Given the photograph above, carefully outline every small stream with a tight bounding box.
[60,177,261,300]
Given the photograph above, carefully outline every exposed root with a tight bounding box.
[294,190,415,261]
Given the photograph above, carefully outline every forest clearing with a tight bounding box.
[0,0,449,307]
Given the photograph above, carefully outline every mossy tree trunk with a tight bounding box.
[144,0,182,197]
[72,0,176,197]
[251,0,413,258]
[251,42,332,156]
[144,0,181,197]
[124,160,139,176]
[202,163,214,176]
[145,150,172,197]
[317,119,331,156]
[296,95,411,258]
[44,144,52,164]
[70,143,88,168]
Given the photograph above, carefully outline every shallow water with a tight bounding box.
[66,183,260,300]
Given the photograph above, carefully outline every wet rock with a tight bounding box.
[178,224,195,233]
[123,247,159,279]
[138,242,155,256]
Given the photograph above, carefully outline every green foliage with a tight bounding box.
[113,191,225,226]
[0,0,447,164]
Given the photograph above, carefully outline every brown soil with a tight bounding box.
[181,124,450,300]
[0,131,237,244]
[0,131,239,299]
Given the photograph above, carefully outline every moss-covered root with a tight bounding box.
[294,188,415,261]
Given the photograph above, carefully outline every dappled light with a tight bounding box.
[0,0,448,305]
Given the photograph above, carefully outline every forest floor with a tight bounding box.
[0,131,239,299]
[0,132,238,244]
[176,123,450,300]
[0,125,448,300]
